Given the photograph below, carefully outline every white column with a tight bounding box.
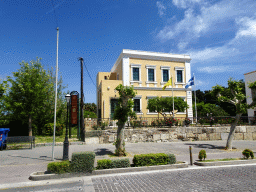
[122,57,130,86]
[187,91,193,119]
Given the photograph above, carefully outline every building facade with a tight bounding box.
[244,71,256,119]
[97,49,193,121]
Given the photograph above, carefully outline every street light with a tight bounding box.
[63,93,71,160]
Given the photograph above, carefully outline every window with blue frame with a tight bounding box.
[133,99,140,112]
[148,69,154,81]
[163,70,169,82]
[177,70,183,83]
[133,68,139,81]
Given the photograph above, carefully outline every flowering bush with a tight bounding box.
[184,118,191,126]
[165,118,176,127]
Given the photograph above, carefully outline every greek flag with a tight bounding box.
[185,76,194,89]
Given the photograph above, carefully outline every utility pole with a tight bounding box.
[78,57,85,142]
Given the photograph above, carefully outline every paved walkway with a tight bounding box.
[0,140,256,185]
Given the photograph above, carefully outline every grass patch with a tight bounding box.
[199,158,250,162]
[35,135,80,143]
[108,152,133,158]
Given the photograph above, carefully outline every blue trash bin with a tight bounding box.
[0,128,10,150]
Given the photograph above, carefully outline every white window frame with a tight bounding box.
[175,67,185,88]
[132,95,142,115]
[146,65,157,87]
[160,66,171,87]
[146,96,158,114]
[130,64,142,86]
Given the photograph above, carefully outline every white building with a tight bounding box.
[244,71,256,121]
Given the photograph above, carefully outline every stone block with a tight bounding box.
[161,134,169,140]
[246,127,256,133]
[217,127,229,133]
[221,133,229,140]
[209,133,221,140]
[109,135,115,143]
[196,128,203,134]
[198,133,208,141]
[153,134,161,141]
[234,133,243,140]
[253,133,256,140]
[239,126,246,133]
[85,137,99,144]
[177,127,186,134]
[169,128,177,132]
[185,128,195,133]
[99,136,109,144]
[244,133,253,140]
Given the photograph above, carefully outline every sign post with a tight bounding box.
[70,91,79,138]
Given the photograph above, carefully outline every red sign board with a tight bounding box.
[71,95,78,125]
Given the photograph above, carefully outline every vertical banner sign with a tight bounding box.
[71,95,78,125]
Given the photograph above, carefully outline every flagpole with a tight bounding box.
[172,75,174,118]
[194,73,197,124]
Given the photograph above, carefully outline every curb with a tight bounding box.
[194,159,256,166]
[29,162,188,181]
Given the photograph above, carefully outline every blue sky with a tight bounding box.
[1,0,255,104]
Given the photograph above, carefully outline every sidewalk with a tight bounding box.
[0,140,256,185]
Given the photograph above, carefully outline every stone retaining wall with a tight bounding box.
[85,126,256,144]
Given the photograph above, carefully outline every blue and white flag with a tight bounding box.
[185,76,194,89]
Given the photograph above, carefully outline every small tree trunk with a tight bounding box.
[28,114,32,136]
[116,121,125,156]
[226,113,242,150]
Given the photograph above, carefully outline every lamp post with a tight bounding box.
[63,93,71,160]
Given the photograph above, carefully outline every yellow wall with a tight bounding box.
[129,58,185,88]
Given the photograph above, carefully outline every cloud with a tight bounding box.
[197,66,239,73]
[156,1,166,17]
[157,0,256,49]
[235,16,256,38]
[172,0,202,9]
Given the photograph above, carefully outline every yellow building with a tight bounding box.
[97,49,193,121]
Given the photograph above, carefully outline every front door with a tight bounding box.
[110,99,118,119]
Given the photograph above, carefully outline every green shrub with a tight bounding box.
[167,154,176,164]
[84,111,97,118]
[242,149,254,159]
[96,159,112,170]
[133,153,169,167]
[110,158,130,169]
[71,151,95,173]
[198,150,207,161]
[43,123,64,136]
[47,160,70,174]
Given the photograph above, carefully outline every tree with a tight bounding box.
[193,102,229,117]
[212,78,256,150]
[147,96,189,119]
[113,84,137,156]
[84,103,97,114]
[4,58,67,136]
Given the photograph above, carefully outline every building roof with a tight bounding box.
[244,71,256,75]
[111,49,191,72]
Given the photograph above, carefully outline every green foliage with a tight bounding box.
[242,149,254,159]
[184,118,191,125]
[2,58,67,136]
[84,103,97,114]
[47,160,70,174]
[110,158,130,168]
[113,84,137,124]
[71,151,95,173]
[167,154,176,164]
[147,96,188,118]
[193,102,229,117]
[84,111,97,119]
[96,159,112,170]
[96,158,130,170]
[198,150,207,161]
[133,153,169,167]
[43,123,64,136]
[212,78,252,115]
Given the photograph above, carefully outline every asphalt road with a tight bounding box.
[2,164,256,192]
[0,140,256,185]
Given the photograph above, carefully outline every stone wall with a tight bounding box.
[84,126,256,144]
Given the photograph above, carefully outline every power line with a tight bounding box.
[83,62,96,87]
